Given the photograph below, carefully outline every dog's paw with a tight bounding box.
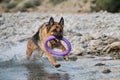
[54,64,61,68]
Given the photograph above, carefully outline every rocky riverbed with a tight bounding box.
[0,12,120,80]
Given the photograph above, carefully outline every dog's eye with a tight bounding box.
[52,29,57,32]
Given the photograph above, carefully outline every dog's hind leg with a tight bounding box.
[26,39,37,60]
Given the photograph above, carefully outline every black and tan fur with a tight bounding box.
[26,17,68,68]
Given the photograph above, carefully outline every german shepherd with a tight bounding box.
[26,17,68,68]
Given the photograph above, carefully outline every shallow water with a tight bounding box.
[0,43,72,80]
[0,59,71,80]
[0,43,120,80]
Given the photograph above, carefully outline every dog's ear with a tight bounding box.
[49,17,54,26]
[59,17,64,27]
[47,17,54,32]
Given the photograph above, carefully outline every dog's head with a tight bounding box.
[46,17,64,40]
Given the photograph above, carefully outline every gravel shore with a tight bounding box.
[0,12,120,56]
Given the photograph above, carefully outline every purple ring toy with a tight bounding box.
[44,36,71,56]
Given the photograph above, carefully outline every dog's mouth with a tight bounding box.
[54,34,63,40]
[53,39,61,43]
[52,34,63,42]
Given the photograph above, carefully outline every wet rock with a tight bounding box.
[102,69,111,74]
[69,55,77,61]
[111,52,120,60]
[102,41,120,54]
[95,63,105,66]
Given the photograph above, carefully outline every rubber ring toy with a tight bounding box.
[44,36,71,56]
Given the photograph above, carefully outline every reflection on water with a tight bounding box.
[25,62,70,80]
[0,43,70,80]
[0,59,70,80]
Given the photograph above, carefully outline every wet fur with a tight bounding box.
[26,17,68,68]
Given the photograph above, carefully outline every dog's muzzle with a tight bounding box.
[54,33,63,40]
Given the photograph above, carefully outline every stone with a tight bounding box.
[102,69,111,74]
[95,63,105,66]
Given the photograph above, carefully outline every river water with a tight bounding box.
[0,43,120,80]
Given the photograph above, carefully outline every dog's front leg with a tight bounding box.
[43,49,61,68]
[60,45,69,61]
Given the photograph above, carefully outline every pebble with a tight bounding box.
[95,63,105,66]
[102,69,111,74]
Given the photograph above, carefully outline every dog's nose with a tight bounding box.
[56,33,63,40]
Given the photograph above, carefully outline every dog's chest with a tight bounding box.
[48,40,61,49]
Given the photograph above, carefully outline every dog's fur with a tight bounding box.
[26,17,68,68]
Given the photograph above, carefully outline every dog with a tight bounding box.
[26,17,69,68]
